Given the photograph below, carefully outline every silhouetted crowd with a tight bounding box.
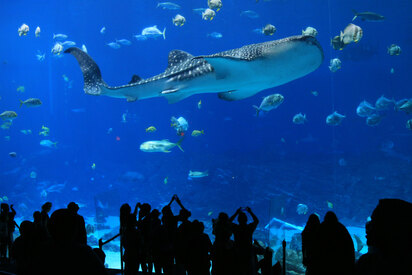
[0,196,411,275]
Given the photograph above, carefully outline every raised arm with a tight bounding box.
[167,195,176,207]
[229,207,242,223]
[246,207,259,226]
[133,202,140,217]
[174,195,187,210]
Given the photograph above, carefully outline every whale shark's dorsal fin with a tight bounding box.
[128,74,142,84]
[168,50,194,68]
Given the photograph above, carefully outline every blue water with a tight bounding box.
[1,0,411,264]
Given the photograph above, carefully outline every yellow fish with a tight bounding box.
[208,211,213,216]
[198,100,202,109]
[327,201,334,209]
[146,126,157,133]
[62,74,69,82]
[16,86,25,93]
[191,130,204,137]
[164,177,168,184]
[91,163,96,170]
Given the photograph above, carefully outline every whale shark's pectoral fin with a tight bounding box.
[218,89,260,101]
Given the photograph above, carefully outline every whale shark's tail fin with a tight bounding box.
[64,47,106,96]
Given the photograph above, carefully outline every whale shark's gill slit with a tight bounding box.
[64,47,107,96]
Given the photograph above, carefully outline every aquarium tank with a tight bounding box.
[0,0,411,270]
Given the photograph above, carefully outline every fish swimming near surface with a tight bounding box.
[65,35,323,104]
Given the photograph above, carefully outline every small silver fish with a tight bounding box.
[207,32,223,39]
[116,39,132,46]
[240,10,259,19]
[107,42,121,49]
[53,33,68,40]
[157,2,181,10]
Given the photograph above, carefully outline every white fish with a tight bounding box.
[326,111,345,126]
[140,138,184,153]
[193,8,206,15]
[116,39,132,46]
[107,42,121,49]
[293,113,307,124]
[141,25,166,40]
[366,114,382,126]
[51,43,64,55]
[157,2,181,10]
[81,44,88,53]
[134,35,148,41]
[329,58,341,72]
[35,26,41,37]
[207,32,223,39]
[40,139,57,148]
[296,204,308,215]
[375,95,394,110]
[53,33,68,40]
[100,26,106,34]
[356,101,376,117]
[302,26,318,37]
[240,10,259,19]
[188,170,208,178]
[36,51,45,61]
[61,41,76,47]
[253,93,284,116]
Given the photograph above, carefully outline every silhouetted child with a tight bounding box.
[301,214,321,275]
[230,207,259,275]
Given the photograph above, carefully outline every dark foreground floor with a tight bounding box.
[0,263,123,275]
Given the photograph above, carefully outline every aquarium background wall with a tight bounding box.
[1,0,411,269]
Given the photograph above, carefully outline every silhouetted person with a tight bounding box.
[211,212,235,275]
[40,202,52,237]
[120,203,142,275]
[11,220,35,275]
[186,220,212,275]
[301,214,321,275]
[32,211,46,241]
[149,209,163,275]
[230,207,259,275]
[0,203,16,263]
[138,203,151,274]
[35,208,107,275]
[67,202,87,245]
[316,211,355,275]
[158,195,181,275]
[355,199,412,275]
[175,199,192,275]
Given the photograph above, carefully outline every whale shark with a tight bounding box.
[65,35,323,104]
